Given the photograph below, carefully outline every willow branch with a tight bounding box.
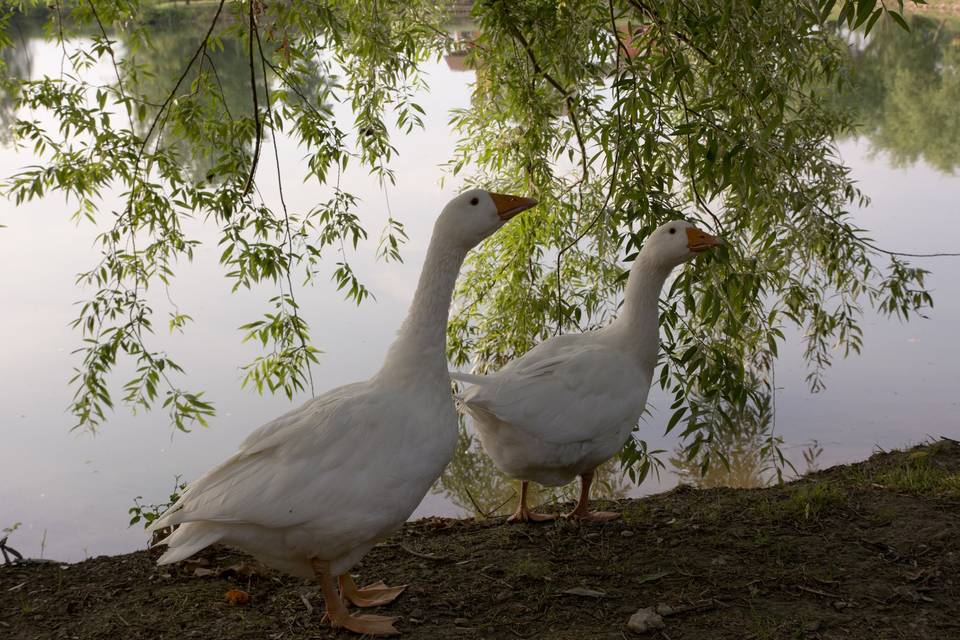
[242,0,264,198]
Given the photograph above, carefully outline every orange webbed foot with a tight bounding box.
[340,574,407,607]
[333,612,400,636]
[507,507,556,524]
[564,509,620,522]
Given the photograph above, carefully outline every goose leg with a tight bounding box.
[339,573,407,607]
[507,480,555,523]
[311,558,399,636]
[564,470,620,521]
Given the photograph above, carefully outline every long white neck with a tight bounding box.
[608,253,673,370]
[377,227,467,384]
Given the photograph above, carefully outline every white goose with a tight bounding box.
[451,221,721,522]
[149,189,537,636]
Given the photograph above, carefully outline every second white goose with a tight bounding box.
[451,221,721,522]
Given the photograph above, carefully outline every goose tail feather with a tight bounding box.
[154,522,222,565]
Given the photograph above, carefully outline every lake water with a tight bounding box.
[1,15,958,562]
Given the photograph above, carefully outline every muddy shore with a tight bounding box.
[2,440,958,639]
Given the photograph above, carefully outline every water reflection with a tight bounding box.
[836,14,960,173]
[669,425,825,489]
[118,10,268,183]
[0,15,35,145]
[0,7,334,183]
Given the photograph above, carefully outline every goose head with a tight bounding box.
[641,220,723,267]
[435,188,538,248]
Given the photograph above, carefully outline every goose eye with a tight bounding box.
[470,197,479,206]
[669,228,676,234]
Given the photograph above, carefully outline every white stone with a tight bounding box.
[627,608,665,634]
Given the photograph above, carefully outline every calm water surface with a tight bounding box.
[1,17,958,561]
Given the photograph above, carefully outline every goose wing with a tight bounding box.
[150,382,396,532]
[454,336,649,445]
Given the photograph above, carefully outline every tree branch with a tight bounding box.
[242,0,264,198]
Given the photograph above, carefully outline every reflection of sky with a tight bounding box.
[1,39,958,562]
[0,41,473,561]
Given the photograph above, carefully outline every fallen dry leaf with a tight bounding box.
[561,587,607,598]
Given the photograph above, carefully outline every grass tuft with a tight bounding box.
[875,456,960,499]
[757,481,846,526]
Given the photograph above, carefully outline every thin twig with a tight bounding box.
[461,483,491,518]
[254,12,316,398]
[506,25,589,184]
[400,544,451,562]
[299,592,314,614]
[86,1,134,132]
[627,0,717,65]
[202,50,234,120]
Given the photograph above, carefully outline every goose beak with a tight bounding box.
[686,227,723,253]
[489,192,539,221]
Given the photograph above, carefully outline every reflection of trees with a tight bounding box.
[119,8,333,183]
[120,14,265,183]
[0,18,36,146]
[836,15,960,173]
[434,418,630,517]
[669,379,779,489]
[670,387,827,488]
[670,414,773,489]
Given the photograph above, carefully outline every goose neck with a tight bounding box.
[377,232,467,384]
[613,255,671,340]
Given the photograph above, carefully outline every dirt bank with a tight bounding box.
[2,440,959,639]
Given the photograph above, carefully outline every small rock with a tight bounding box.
[454,617,470,626]
[193,567,216,577]
[621,530,635,538]
[627,608,665,634]
[408,608,423,619]
[654,604,674,616]
[831,601,848,611]
[221,562,258,578]
[802,620,822,633]
[586,532,601,539]
[184,557,211,568]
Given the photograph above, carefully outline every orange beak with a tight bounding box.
[686,227,723,253]
[489,192,539,221]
